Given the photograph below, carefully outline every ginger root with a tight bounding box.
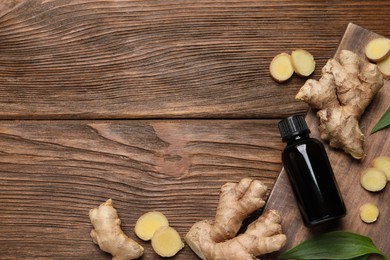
[89,199,144,260]
[151,226,184,257]
[296,50,384,159]
[134,211,169,241]
[185,178,286,260]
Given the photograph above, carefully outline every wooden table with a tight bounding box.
[0,1,389,259]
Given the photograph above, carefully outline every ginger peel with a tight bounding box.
[185,178,286,260]
[89,199,144,260]
[296,50,384,159]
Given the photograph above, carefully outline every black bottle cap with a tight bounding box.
[278,114,310,142]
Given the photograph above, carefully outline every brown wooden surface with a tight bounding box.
[0,120,283,259]
[0,0,389,259]
[0,0,388,119]
[264,23,390,259]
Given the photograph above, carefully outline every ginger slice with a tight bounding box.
[270,53,294,82]
[89,199,144,260]
[360,168,387,192]
[377,54,390,79]
[373,156,390,181]
[151,226,184,257]
[365,37,390,62]
[359,203,379,223]
[291,49,316,77]
[135,211,169,241]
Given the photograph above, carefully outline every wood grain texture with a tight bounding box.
[0,119,283,259]
[264,23,390,259]
[0,0,390,119]
[0,0,21,15]
[1,1,390,259]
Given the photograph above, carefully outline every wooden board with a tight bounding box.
[264,23,390,259]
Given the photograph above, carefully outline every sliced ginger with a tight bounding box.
[135,211,169,241]
[360,168,387,192]
[291,49,316,76]
[89,199,144,260]
[151,226,184,257]
[365,37,390,79]
[135,211,183,257]
[270,49,315,82]
[373,156,390,181]
[377,54,390,79]
[359,203,379,223]
[358,156,388,224]
[365,37,390,62]
[270,53,294,82]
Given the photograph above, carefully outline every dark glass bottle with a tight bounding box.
[278,115,346,227]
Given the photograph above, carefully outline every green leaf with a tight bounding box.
[280,231,386,260]
[351,256,369,260]
[371,106,390,134]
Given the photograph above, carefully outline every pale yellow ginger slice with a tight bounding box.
[151,226,184,257]
[359,203,379,223]
[291,49,316,76]
[365,37,390,62]
[373,156,390,181]
[360,168,387,192]
[377,54,390,79]
[135,211,169,241]
[89,199,144,260]
[270,53,294,82]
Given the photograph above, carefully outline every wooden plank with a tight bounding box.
[264,23,390,259]
[0,119,283,259]
[0,1,390,119]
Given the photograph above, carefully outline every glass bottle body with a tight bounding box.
[282,135,346,227]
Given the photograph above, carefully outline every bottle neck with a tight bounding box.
[285,133,310,145]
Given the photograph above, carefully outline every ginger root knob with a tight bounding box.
[185,178,286,260]
[296,50,384,159]
[89,199,144,260]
